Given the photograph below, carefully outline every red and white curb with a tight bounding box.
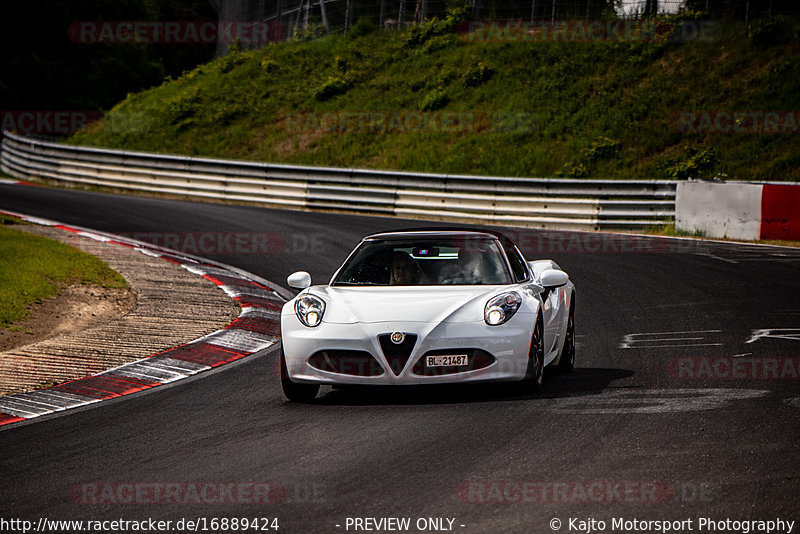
[0,177,37,186]
[0,211,285,428]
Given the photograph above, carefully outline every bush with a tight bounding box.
[314,76,351,101]
[420,89,449,111]
[749,16,794,48]
[260,58,279,74]
[218,51,246,74]
[462,62,494,88]
[421,34,458,53]
[659,146,719,180]
[401,2,469,48]
[348,18,375,39]
[581,137,621,162]
[556,162,589,178]
[293,23,326,42]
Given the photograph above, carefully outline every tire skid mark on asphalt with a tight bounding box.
[783,397,800,408]
[547,388,769,414]
[0,211,284,428]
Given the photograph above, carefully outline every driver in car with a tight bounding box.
[390,252,428,285]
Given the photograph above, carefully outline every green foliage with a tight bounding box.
[557,162,590,178]
[581,137,621,162]
[749,16,794,48]
[420,89,450,111]
[421,34,458,53]
[658,146,719,180]
[349,18,376,39]
[293,23,327,42]
[261,58,279,74]
[314,76,352,101]
[218,51,247,74]
[402,2,470,48]
[648,223,706,238]
[69,17,800,182]
[462,62,494,88]
[557,137,621,177]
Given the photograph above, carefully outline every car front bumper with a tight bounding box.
[280,315,535,385]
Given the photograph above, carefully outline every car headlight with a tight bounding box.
[484,291,521,326]
[295,294,326,327]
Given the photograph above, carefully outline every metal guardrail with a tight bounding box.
[1,130,677,230]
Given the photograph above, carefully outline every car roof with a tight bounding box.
[363,227,517,246]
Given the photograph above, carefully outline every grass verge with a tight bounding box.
[0,219,129,328]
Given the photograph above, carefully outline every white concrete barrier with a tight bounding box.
[677,181,800,240]
[676,181,763,240]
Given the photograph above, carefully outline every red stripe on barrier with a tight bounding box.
[75,375,159,396]
[107,240,135,249]
[101,374,161,387]
[51,384,120,399]
[50,374,157,399]
[202,273,271,290]
[227,317,281,337]
[53,224,80,234]
[0,413,26,426]
[235,296,283,310]
[761,184,800,240]
[162,343,247,367]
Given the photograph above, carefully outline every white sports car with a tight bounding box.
[279,229,575,402]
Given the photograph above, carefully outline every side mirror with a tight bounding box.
[287,271,311,289]
[540,269,569,289]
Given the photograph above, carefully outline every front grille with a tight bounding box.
[308,350,384,377]
[378,333,418,376]
[411,349,496,376]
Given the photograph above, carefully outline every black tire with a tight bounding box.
[523,313,545,393]
[280,349,319,403]
[557,298,576,373]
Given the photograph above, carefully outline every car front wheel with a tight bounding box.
[523,313,545,393]
[280,348,319,403]
[557,297,575,372]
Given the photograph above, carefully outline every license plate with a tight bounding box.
[426,354,469,367]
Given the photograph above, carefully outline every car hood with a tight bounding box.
[310,285,514,324]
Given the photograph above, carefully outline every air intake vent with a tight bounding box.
[378,333,418,376]
[308,350,384,377]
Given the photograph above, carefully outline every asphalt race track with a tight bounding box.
[1,183,799,533]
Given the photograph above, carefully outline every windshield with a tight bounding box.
[331,237,512,286]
